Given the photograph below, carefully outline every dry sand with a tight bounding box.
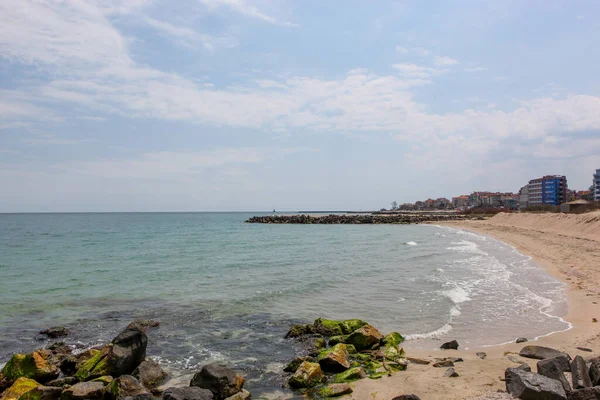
[348,211,600,400]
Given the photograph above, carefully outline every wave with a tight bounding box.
[441,285,472,304]
[405,241,417,246]
[405,323,453,340]
[446,240,488,255]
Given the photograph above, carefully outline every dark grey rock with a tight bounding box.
[40,326,70,338]
[519,345,570,361]
[190,363,244,400]
[537,358,571,394]
[391,396,421,400]
[104,375,152,400]
[126,319,160,333]
[163,387,214,400]
[576,347,593,353]
[61,381,106,400]
[537,355,571,372]
[517,364,532,372]
[444,368,459,377]
[440,340,458,350]
[505,367,567,400]
[589,359,600,386]
[572,355,592,389]
[132,359,167,389]
[568,387,600,400]
[432,360,454,368]
[46,377,78,387]
[516,338,528,343]
[476,352,487,359]
[20,385,62,400]
[110,327,148,377]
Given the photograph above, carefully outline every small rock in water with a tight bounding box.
[126,319,160,332]
[444,368,459,377]
[576,347,592,352]
[39,326,70,338]
[476,352,487,359]
[440,340,459,350]
[515,337,528,343]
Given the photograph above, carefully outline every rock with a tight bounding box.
[45,377,77,388]
[381,332,404,347]
[312,319,344,336]
[345,344,357,354]
[537,358,571,394]
[505,367,567,400]
[517,364,532,372]
[432,360,454,368]
[406,357,430,365]
[508,355,527,365]
[285,324,312,338]
[58,356,78,376]
[0,351,60,386]
[60,381,105,400]
[39,327,69,339]
[576,347,593,353]
[391,396,421,400]
[589,359,600,386]
[19,385,63,399]
[110,327,148,377]
[287,361,325,389]
[91,375,114,385]
[132,359,167,389]
[345,324,384,351]
[283,356,314,373]
[572,355,592,389]
[332,367,367,383]
[440,340,459,350]
[476,352,487,359]
[190,364,244,400]
[519,345,569,361]
[318,383,352,397]
[328,336,346,346]
[317,344,350,373]
[0,377,40,400]
[448,357,463,363]
[444,368,459,377]
[104,375,152,400]
[569,387,600,400]
[516,338,528,343]
[223,389,250,400]
[126,320,160,333]
[538,355,571,373]
[162,387,214,400]
[340,319,367,335]
[74,327,148,381]
[388,360,408,371]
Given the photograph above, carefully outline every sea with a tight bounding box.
[0,212,571,397]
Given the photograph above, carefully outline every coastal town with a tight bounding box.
[385,168,600,212]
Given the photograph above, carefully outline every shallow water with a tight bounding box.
[0,213,570,396]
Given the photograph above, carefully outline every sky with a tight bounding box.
[1,0,600,212]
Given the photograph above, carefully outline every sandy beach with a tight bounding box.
[349,211,600,400]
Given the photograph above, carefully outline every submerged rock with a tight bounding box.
[61,381,105,400]
[519,345,569,361]
[132,359,167,389]
[39,327,70,339]
[162,387,214,400]
[190,363,244,400]
[317,344,350,373]
[287,361,325,389]
[126,319,160,333]
[0,377,40,400]
[505,367,567,400]
[440,340,459,350]
[345,324,383,351]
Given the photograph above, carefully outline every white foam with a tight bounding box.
[450,305,462,317]
[446,240,488,255]
[405,323,453,340]
[442,285,472,304]
[405,241,417,246]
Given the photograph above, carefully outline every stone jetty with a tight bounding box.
[246,213,474,224]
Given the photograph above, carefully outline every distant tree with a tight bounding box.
[391,201,398,210]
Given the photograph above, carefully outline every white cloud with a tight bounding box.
[395,45,408,54]
[465,66,487,72]
[434,56,459,66]
[197,0,296,26]
[392,63,442,79]
[141,16,238,50]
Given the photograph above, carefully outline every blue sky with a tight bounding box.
[1,0,599,212]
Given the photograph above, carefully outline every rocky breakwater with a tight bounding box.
[0,321,249,400]
[246,214,472,224]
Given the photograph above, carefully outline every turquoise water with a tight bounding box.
[0,213,570,396]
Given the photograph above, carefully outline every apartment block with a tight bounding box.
[527,175,568,206]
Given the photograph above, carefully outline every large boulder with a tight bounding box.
[571,355,592,389]
[0,377,39,400]
[537,358,571,394]
[287,361,325,389]
[536,355,571,373]
[162,387,214,400]
[381,332,404,347]
[519,345,570,361]
[132,359,167,389]
[589,359,600,386]
[60,381,105,400]
[74,327,147,381]
[312,319,367,337]
[569,387,600,400]
[317,344,350,373]
[104,375,152,400]
[345,325,384,351]
[190,364,244,400]
[505,367,567,400]
[19,385,63,399]
[0,351,59,386]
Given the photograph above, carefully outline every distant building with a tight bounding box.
[527,175,568,206]
[452,195,469,209]
[519,185,529,209]
[594,169,600,201]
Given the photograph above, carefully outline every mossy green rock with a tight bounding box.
[317,344,350,373]
[91,375,113,385]
[288,361,325,389]
[353,353,372,362]
[332,367,367,383]
[1,352,59,384]
[346,324,384,351]
[381,332,404,347]
[345,344,357,354]
[318,383,353,398]
[368,372,385,379]
[104,375,150,400]
[328,336,347,346]
[18,385,62,400]
[314,337,326,350]
[387,361,408,371]
[340,319,367,335]
[285,324,313,338]
[73,346,112,381]
[1,377,39,400]
[384,346,406,361]
[283,356,314,373]
[313,319,344,336]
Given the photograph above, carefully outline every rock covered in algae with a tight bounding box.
[317,344,350,373]
[0,377,39,400]
[287,361,325,388]
[0,351,59,386]
[345,324,384,351]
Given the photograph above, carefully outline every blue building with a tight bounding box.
[594,169,600,201]
[527,175,568,206]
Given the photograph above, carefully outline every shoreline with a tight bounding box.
[349,212,600,400]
